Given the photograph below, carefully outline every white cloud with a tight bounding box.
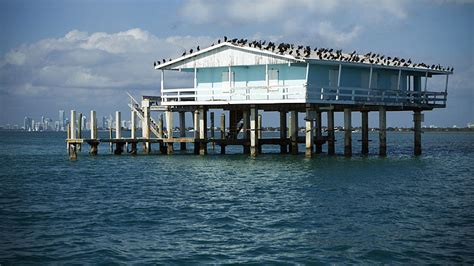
[0,28,214,97]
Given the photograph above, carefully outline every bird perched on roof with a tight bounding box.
[197,46,200,51]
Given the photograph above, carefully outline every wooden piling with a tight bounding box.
[193,110,200,155]
[414,110,422,156]
[290,111,298,154]
[305,107,314,157]
[179,111,186,151]
[210,112,215,150]
[379,106,387,156]
[361,111,369,155]
[279,111,288,154]
[242,110,250,154]
[220,113,226,154]
[327,110,335,155]
[199,106,207,155]
[344,108,352,157]
[166,111,174,154]
[250,106,258,157]
[315,111,322,154]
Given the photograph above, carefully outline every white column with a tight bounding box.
[250,106,258,157]
[130,110,136,139]
[305,108,314,157]
[70,110,76,139]
[90,110,97,139]
[115,111,121,139]
[166,111,173,139]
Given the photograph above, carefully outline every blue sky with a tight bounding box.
[0,0,472,127]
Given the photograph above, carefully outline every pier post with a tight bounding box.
[90,110,98,155]
[414,110,422,156]
[158,114,165,154]
[344,108,352,157]
[305,107,314,157]
[114,111,123,155]
[327,110,335,155]
[70,110,77,139]
[130,110,137,155]
[179,111,186,151]
[199,106,207,155]
[379,106,387,156]
[250,106,258,157]
[279,111,288,154]
[210,112,215,150]
[220,113,226,154]
[166,111,174,154]
[290,111,298,154]
[77,113,82,151]
[361,111,369,155]
[141,99,150,153]
[115,111,121,139]
[315,111,323,154]
[242,110,250,154]
[193,109,200,154]
[257,114,262,154]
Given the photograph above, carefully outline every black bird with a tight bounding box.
[450,67,454,72]
[189,49,193,54]
[218,39,221,44]
[407,59,411,64]
[154,61,156,67]
[182,51,186,56]
[163,59,166,63]
[224,36,228,42]
[157,61,160,65]
[197,46,200,51]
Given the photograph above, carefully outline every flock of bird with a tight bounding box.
[153,36,453,72]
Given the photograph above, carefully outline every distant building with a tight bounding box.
[468,123,474,129]
[59,110,65,131]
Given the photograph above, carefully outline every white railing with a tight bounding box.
[161,85,446,106]
[161,85,306,103]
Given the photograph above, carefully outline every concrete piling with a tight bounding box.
[90,110,98,155]
[142,99,150,153]
[210,112,215,150]
[199,107,207,155]
[290,111,298,154]
[279,111,288,154]
[220,113,226,154]
[166,111,174,154]
[305,107,314,157]
[257,114,262,154]
[414,110,422,156]
[179,111,186,151]
[379,106,387,156]
[315,111,322,154]
[344,108,352,157]
[361,111,369,155]
[242,110,250,154]
[327,110,335,155]
[250,106,258,157]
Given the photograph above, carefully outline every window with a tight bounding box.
[361,71,378,89]
[329,69,338,87]
[390,74,398,90]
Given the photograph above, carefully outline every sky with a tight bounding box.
[0,0,473,127]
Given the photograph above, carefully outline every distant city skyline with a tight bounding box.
[0,1,472,127]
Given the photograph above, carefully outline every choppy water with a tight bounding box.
[0,131,473,263]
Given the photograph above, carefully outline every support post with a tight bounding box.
[257,114,262,154]
[344,108,352,157]
[77,113,82,152]
[305,107,314,157]
[199,106,207,155]
[193,110,200,155]
[158,114,165,154]
[220,113,226,154]
[115,111,121,139]
[414,110,422,156]
[70,110,77,139]
[179,111,186,150]
[379,106,387,156]
[279,111,288,154]
[90,110,98,155]
[290,111,298,154]
[315,111,322,154]
[210,112,215,150]
[327,110,335,155]
[130,110,137,155]
[361,111,369,155]
[242,110,250,154]
[250,106,258,157]
[141,99,150,153]
[166,111,174,154]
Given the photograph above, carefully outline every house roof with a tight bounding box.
[154,39,453,75]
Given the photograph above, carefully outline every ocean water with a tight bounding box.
[0,130,473,264]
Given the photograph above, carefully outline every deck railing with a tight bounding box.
[161,85,446,106]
